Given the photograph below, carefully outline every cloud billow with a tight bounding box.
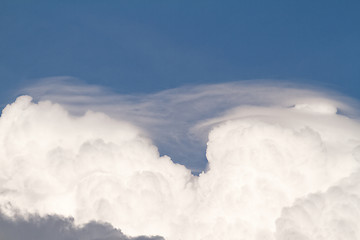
[0,79,360,239]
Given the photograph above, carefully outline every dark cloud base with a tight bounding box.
[0,211,164,240]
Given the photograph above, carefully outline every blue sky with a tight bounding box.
[1,0,359,105]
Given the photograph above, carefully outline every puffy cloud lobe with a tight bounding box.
[1,83,360,240]
[276,171,360,240]
[276,146,360,240]
[194,108,360,239]
[0,96,194,237]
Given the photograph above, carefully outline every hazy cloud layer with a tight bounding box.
[21,77,358,172]
[0,78,359,239]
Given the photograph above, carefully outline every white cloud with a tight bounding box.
[0,78,359,239]
[20,77,359,172]
[276,168,360,240]
[0,95,193,237]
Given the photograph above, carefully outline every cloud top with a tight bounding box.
[21,78,358,171]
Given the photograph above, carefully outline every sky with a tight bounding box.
[1,0,360,103]
[1,1,360,240]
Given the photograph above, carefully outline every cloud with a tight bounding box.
[276,168,360,240]
[0,77,359,239]
[0,211,164,240]
[0,95,193,237]
[20,77,359,172]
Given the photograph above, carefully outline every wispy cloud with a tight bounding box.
[20,77,358,172]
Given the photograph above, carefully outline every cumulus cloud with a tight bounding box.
[0,95,193,238]
[0,78,359,239]
[275,169,360,240]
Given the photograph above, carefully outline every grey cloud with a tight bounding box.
[0,212,164,240]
